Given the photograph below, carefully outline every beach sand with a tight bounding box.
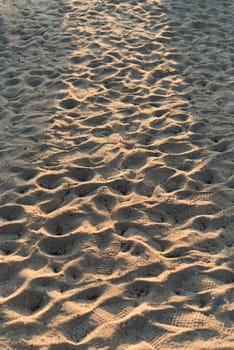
[0,0,233,349]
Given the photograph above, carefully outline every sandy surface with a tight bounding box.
[0,0,233,349]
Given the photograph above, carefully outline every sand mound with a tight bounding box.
[0,0,233,349]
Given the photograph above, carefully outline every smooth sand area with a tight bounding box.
[0,0,233,349]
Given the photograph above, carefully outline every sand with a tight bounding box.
[0,0,233,349]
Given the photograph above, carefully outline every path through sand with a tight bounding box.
[0,0,233,349]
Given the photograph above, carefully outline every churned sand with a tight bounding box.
[0,0,233,349]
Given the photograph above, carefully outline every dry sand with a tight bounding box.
[0,0,233,349]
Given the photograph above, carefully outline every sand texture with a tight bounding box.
[0,0,234,349]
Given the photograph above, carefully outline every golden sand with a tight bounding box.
[0,0,233,349]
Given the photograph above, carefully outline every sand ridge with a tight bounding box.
[0,0,233,349]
